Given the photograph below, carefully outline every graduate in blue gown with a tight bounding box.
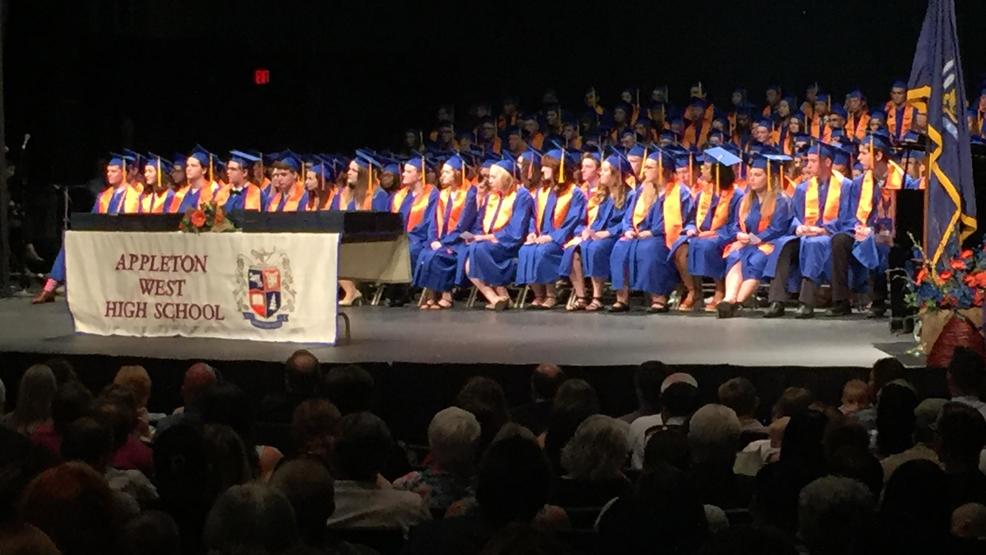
[762,141,855,319]
[610,149,691,313]
[414,154,479,309]
[219,150,268,212]
[561,154,629,311]
[395,158,440,272]
[332,154,390,212]
[516,147,586,309]
[463,158,534,311]
[177,147,223,213]
[671,147,744,311]
[717,153,793,318]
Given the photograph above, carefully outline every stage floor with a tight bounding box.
[0,297,919,368]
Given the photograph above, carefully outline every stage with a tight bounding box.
[1,296,917,368]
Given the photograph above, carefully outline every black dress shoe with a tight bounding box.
[762,302,785,318]
[825,301,852,317]
[794,303,814,319]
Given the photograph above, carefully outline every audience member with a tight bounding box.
[154,362,218,434]
[687,404,752,510]
[873,381,919,457]
[881,397,945,481]
[629,373,700,469]
[395,406,481,513]
[951,502,986,540]
[117,511,181,555]
[152,423,211,554]
[936,401,986,507]
[947,347,986,421]
[839,378,872,416]
[93,388,154,477]
[30,380,92,457]
[2,364,57,435]
[322,364,375,415]
[853,357,907,431]
[203,483,300,555]
[554,415,632,508]
[113,365,154,440]
[43,357,78,386]
[291,398,342,466]
[328,412,431,531]
[619,360,669,424]
[643,427,691,473]
[261,349,322,424]
[200,382,283,480]
[0,521,60,555]
[456,376,511,455]
[797,476,875,555]
[511,363,566,435]
[541,378,600,475]
[202,423,254,497]
[0,376,5,415]
[717,376,766,435]
[876,459,952,553]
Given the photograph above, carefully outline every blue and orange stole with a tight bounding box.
[435,185,471,237]
[266,181,305,212]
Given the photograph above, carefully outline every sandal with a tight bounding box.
[608,301,629,313]
[526,297,545,310]
[419,299,436,310]
[567,297,587,311]
[436,299,454,310]
[541,296,558,310]
[584,298,604,312]
[648,302,669,313]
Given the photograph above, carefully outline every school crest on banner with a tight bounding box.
[234,248,298,330]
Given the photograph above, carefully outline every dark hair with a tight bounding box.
[60,416,114,468]
[936,402,986,467]
[643,428,690,473]
[118,510,182,555]
[661,382,700,419]
[823,417,870,464]
[772,387,815,420]
[51,382,93,435]
[781,409,828,464]
[530,363,566,401]
[92,398,135,450]
[44,358,78,385]
[285,350,321,395]
[877,460,951,552]
[947,347,985,393]
[321,365,375,414]
[332,412,392,481]
[875,383,918,456]
[871,357,906,393]
[828,446,884,497]
[635,360,668,409]
[717,377,758,418]
[476,437,550,527]
[456,376,511,454]
[544,379,599,472]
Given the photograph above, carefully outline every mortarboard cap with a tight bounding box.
[830,104,847,118]
[229,150,261,167]
[604,149,633,176]
[862,131,892,153]
[492,157,516,176]
[846,89,864,100]
[891,80,907,90]
[703,147,742,167]
[807,141,836,159]
[626,144,646,158]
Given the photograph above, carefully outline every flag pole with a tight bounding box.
[0,0,9,296]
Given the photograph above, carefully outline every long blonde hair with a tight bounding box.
[739,168,780,226]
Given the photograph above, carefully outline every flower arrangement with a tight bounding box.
[180,202,237,233]
[906,236,986,311]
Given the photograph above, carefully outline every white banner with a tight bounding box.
[65,231,338,344]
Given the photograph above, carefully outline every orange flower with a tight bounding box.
[915,267,928,285]
[951,259,967,270]
[939,271,953,282]
[962,249,974,259]
[190,210,206,228]
[214,208,226,224]
[977,273,986,288]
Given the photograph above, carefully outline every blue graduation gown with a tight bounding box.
[724,193,793,280]
[413,187,479,292]
[676,189,744,279]
[222,187,269,213]
[516,187,587,285]
[559,196,628,279]
[51,187,128,282]
[398,186,440,270]
[611,186,691,295]
[763,174,855,288]
[464,188,534,286]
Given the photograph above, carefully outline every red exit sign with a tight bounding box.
[254,68,270,85]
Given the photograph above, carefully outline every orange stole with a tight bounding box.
[884,102,914,137]
[631,190,653,232]
[804,174,842,226]
[551,186,575,229]
[435,186,470,236]
[534,188,552,232]
[214,184,263,210]
[857,161,907,225]
[96,186,119,214]
[695,188,734,232]
[482,190,518,233]
[266,182,305,212]
[391,187,409,213]
[662,184,683,248]
[723,195,776,258]
[846,112,871,140]
[169,185,189,213]
[141,191,171,214]
[405,184,434,232]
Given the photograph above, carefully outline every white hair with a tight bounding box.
[798,476,874,554]
[687,404,741,465]
[429,406,481,470]
[561,415,630,481]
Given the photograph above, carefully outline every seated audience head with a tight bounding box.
[113,365,152,409]
[869,357,905,396]
[875,382,919,456]
[476,436,550,527]
[530,363,566,402]
[270,458,335,546]
[0,427,48,523]
[880,459,951,550]
[18,462,120,555]
[561,415,629,481]
[428,406,481,475]
[717,377,759,420]
[492,422,537,443]
[798,476,875,555]
[200,382,258,448]
[780,409,828,465]
[332,412,393,482]
[947,346,986,398]
[822,416,869,464]
[914,398,947,445]
[0,522,61,555]
[951,502,986,539]
[285,349,321,396]
[839,378,871,414]
[634,360,669,412]
[771,386,815,420]
[181,362,218,409]
[203,483,299,555]
[687,404,741,467]
[60,416,114,472]
[643,427,690,473]
[50,381,93,436]
[202,423,254,496]
[321,364,375,415]
[118,510,181,555]
[152,424,209,508]
[92,394,137,452]
[456,376,510,451]
[935,401,986,473]
[828,445,884,497]
[9,364,57,434]
[698,525,798,555]
[291,399,341,464]
[43,357,78,386]
[660,374,700,422]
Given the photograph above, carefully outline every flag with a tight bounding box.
[907,0,977,267]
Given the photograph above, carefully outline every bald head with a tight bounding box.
[285,350,321,395]
[182,363,218,408]
[531,363,566,401]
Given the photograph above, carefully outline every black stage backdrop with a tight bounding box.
[7,0,986,185]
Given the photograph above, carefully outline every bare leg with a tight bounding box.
[340,279,360,303]
[530,284,546,306]
[736,279,762,304]
[465,259,500,304]
[723,263,743,303]
[570,251,586,298]
[674,246,697,310]
[543,283,558,308]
